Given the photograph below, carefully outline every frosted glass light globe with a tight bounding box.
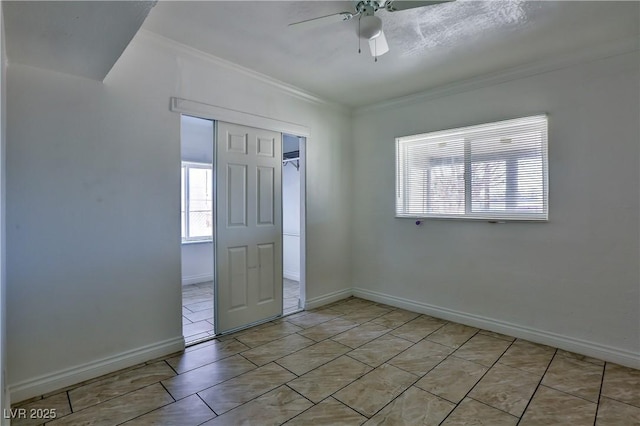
[359,15,382,39]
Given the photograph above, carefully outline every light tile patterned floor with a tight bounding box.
[283,278,300,315]
[182,280,300,344]
[182,282,215,344]
[12,297,640,425]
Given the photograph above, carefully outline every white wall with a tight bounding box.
[181,115,213,164]
[283,155,301,281]
[6,31,352,401]
[180,115,214,285]
[0,3,8,421]
[351,51,640,367]
[181,243,213,285]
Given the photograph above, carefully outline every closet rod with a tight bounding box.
[283,158,300,170]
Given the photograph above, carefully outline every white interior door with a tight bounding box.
[215,121,283,333]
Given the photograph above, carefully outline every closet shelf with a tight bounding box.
[283,158,300,170]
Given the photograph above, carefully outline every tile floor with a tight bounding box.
[182,282,215,343]
[283,278,301,315]
[13,297,640,425]
[182,280,301,344]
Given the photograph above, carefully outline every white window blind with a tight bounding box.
[396,115,548,221]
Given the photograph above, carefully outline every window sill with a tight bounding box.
[181,239,213,245]
[395,215,548,223]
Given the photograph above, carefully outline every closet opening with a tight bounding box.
[180,115,215,344]
[179,115,307,342]
[282,134,305,315]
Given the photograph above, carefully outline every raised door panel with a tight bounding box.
[257,243,275,303]
[257,166,274,226]
[227,164,247,227]
[227,246,248,310]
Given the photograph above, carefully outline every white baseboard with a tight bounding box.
[305,288,353,310]
[353,287,640,370]
[9,336,185,404]
[182,274,213,286]
[283,270,300,281]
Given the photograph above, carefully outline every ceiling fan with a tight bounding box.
[289,0,454,60]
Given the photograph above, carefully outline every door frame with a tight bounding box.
[291,135,307,310]
[171,98,309,137]
[171,97,309,327]
[299,136,307,309]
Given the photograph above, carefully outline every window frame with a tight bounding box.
[395,115,549,222]
[181,161,214,243]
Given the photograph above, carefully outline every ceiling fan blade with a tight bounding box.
[384,0,454,12]
[288,12,354,30]
[369,30,390,57]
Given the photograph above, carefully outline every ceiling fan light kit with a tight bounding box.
[359,15,383,40]
[369,31,390,58]
[289,0,454,61]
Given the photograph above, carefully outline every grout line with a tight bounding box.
[281,395,333,425]
[421,388,459,405]
[159,381,176,403]
[164,359,179,376]
[66,390,73,414]
[467,396,521,418]
[595,393,640,409]
[236,352,260,368]
[64,380,176,417]
[538,383,601,404]
[593,361,607,426]
[275,345,352,376]
[196,392,219,417]
[162,355,263,404]
[309,361,375,411]
[272,361,302,378]
[171,347,247,374]
[199,382,304,421]
[437,336,516,425]
[284,383,315,405]
[66,382,175,424]
[356,363,427,420]
[389,323,447,345]
[113,385,177,425]
[515,348,558,425]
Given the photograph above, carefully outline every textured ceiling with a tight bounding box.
[142,1,639,108]
[4,1,155,80]
[4,1,638,106]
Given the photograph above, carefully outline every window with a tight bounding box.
[181,162,213,242]
[396,115,548,221]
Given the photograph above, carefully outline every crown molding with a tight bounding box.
[355,36,639,115]
[134,29,349,113]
